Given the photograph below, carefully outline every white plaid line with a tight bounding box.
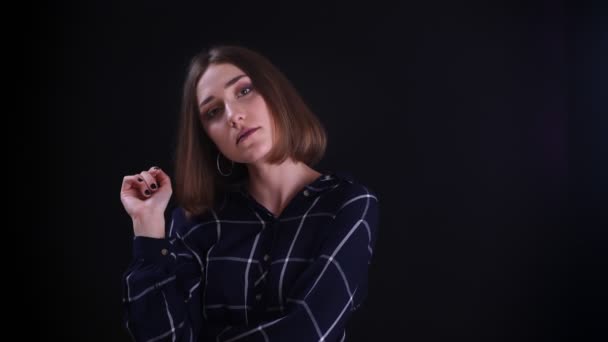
[181,221,215,240]
[320,255,354,310]
[184,280,200,303]
[271,258,314,264]
[212,209,222,241]
[336,194,378,213]
[362,192,370,218]
[217,220,265,224]
[243,211,265,325]
[279,212,334,222]
[279,196,321,311]
[201,209,223,320]
[305,185,328,191]
[362,219,371,243]
[159,291,176,342]
[258,327,269,342]
[168,216,175,239]
[286,298,323,340]
[208,257,261,263]
[145,321,185,342]
[125,316,135,340]
[304,218,365,300]
[216,326,232,342]
[124,270,133,303]
[223,316,287,342]
[254,270,268,286]
[176,232,204,272]
[127,275,176,302]
[320,288,358,341]
[203,243,215,320]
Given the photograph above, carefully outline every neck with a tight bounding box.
[245,159,321,217]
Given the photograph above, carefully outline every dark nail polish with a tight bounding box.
[144,190,150,196]
[152,167,160,170]
[137,178,143,182]
[151,183,157,190]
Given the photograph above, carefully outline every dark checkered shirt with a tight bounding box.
[122,171,380,341]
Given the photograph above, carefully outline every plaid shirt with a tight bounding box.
[123,171,380,341]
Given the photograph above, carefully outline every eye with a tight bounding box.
[205,106,223,119]
[237,85,253,98]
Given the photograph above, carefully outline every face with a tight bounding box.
[196,63,275,164]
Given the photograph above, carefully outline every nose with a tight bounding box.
[225,101,245,128]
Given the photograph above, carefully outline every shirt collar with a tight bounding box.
[230,169,348,199]
[301,170,342,196]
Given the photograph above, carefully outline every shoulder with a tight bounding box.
[319,172,381,246]
[328,171,380,211]
[167,206,190,235]
[167,206,217,237]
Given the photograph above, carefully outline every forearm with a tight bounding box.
[132,214,166,238]
[123,237,204,341]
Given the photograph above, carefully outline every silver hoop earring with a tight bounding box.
[216,153,234,176]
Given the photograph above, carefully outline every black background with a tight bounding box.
[27,0,606,341]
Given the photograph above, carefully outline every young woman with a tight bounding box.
[120,45,380,341]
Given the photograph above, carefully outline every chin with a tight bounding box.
[233,144,273,164]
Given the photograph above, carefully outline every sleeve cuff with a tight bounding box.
[132,236,173,263]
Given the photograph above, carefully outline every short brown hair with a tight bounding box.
[173,45,327,219]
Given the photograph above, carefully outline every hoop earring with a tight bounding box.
[216,153,234,176]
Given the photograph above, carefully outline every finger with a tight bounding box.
[121,175,147,198]
[149,166,172,190]
[139,171,157,195]
[121,175,136,192]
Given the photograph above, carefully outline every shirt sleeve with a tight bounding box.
[217,186,380,342]
[122,207,206,341]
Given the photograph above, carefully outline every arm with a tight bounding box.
[218,187,380,342]
[122,207,205,341]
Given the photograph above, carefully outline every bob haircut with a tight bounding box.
[173,45,327,219]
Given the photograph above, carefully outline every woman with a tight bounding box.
[120,45,380,341]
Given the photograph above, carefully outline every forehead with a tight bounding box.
[196,63,249,97]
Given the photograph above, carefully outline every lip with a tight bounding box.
[237,127,260,144]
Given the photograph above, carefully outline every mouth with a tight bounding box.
[237,127,260,145]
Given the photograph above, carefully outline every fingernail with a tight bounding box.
[137,177,143,182]
[152,166,160,170]
[150,183,157,190]
[144,190,150,196]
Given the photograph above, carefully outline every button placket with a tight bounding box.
[253,222,272,311]
[256,220,274,289]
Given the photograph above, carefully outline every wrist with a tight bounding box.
[132,214,166,239]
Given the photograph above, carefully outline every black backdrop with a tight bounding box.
[31,1,606,341]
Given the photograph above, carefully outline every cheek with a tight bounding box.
[202,123,219,142]
[264,110,277,136]
[254,99,273,125]
[206,124,232,147]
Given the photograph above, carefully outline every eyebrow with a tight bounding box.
[198,74,248,110]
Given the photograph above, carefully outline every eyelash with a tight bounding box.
[205,85,253,119]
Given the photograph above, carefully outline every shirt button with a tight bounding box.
[263,254,270,261]
[303,189,310,197]
[160,248,168,256]
[255,294,262,301]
